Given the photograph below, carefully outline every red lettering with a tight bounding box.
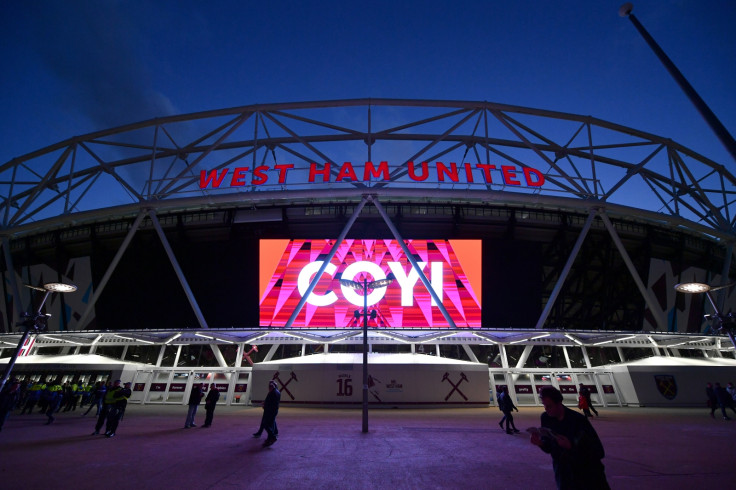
[436,162,459,182]
[523,167,545,187]
[475,164,496,183]
[199,169,229,188]
[274,164,294,184]
[501,165,520,185]
[252,165,269,185]
[408,161,429,181]
[309,163,331,183]
[230,167,249,187]
[364,161,389,181]
[464,163,474,183]
[336,162,358,181]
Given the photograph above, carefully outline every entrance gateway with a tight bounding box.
[5,326,735,409]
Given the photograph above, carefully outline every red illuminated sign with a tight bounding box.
[259,239,481,328]
[200,161,545,188]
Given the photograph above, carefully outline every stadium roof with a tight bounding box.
[2,99,735,241]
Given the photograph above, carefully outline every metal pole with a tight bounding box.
[284,196,368,329]
[535,209,596,329]
[149,210,209,329]
[620,3,736,164]
[1,236,24,331]
[0,289,52,392]
[362,278,369,433]
[370,197,458,328]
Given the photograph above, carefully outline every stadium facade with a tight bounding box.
[1,99,735,408]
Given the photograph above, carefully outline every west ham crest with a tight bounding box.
[654,375,677,400]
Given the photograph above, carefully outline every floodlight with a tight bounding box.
[674,282,710,294]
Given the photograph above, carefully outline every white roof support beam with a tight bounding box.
[370,196,458,329]
[535,208,597,329]
[77,210,147,329]
[1,236,23,330]
[599,211,667,330]
[149,209,209,329]
[283,196,369,329]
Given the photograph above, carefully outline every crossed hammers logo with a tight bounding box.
[441,372,468,401]
[242,345,258,367]
[272,371,298,400]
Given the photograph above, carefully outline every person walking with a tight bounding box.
[496,388,507,430]
[714,382,736,419]
[261,380,281,447]
[184,384,203,428]
[706,382,729,419]
[529,386,610,490]
[104,382,132,438]
[20,380,44,415]
[497,386,520,434]
[93,380,121,435]
[726,382,736,403]
[202,384,220,428]
[578,383,599,416]
[252,404,279,439]
[578,393,592,418]
[0,380,21,431]
[84,381,106,416]
[44,380,63,425]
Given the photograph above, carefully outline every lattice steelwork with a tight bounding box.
[1,99,735,240]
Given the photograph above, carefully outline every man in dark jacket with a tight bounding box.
[84,381,106,416]
[530,386,609,490]
[93,380,121,435]
[0,380,20,431]
[202,384,220,428]
[497,386,519,434]
[184,384,203,428]
[262,380,281,447]
[714,382,736,419]
[104,382,131,438]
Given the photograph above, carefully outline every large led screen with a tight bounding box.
[259,239,481,328]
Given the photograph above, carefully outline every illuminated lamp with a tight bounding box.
[0,282,77,392]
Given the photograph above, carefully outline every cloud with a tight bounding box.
[27,1,176,131]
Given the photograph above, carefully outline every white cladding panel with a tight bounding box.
[251,355,490,407]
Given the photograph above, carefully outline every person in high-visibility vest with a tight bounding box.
[92,380,121,435]
[20,381,45,415]
[104,382,132,438]
[44,381,63,425]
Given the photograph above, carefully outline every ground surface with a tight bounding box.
[1,404,734,489]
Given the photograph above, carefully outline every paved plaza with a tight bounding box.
[1,404,734,489]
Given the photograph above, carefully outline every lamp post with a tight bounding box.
[0,282,77,392]
[619,3,736,164]
[339,274,394,433]
[674,282,736,350]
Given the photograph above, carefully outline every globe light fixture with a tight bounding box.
[0,282,77,391]
[674,282,736,350]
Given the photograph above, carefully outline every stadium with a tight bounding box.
[1,99,735,408]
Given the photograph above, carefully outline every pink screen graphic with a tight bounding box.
[259,239,481,328]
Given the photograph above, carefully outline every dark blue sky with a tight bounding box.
[2,0,735,167]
